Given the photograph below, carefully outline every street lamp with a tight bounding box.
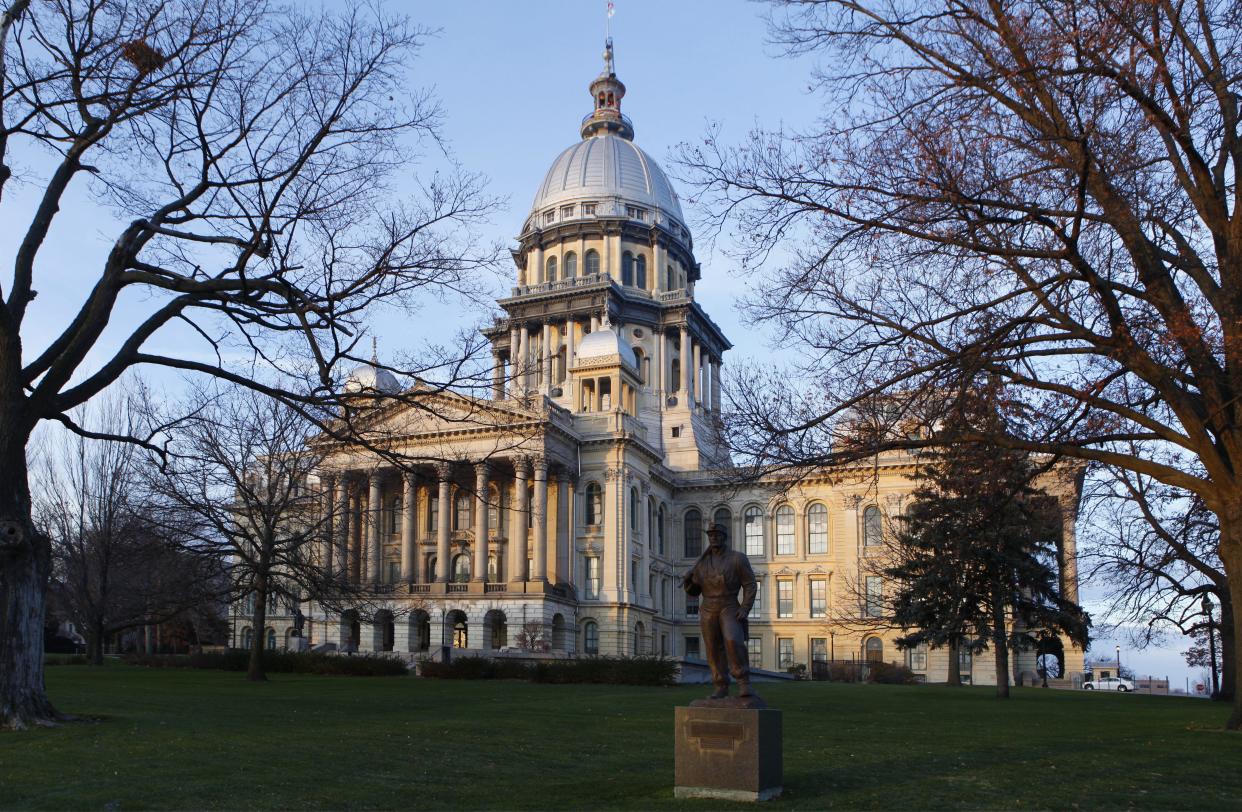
[1202,593,1220,700]
[1115,644,1121,678]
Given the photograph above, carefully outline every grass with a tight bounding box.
[1,666,1239,810]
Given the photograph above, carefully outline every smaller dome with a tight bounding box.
[576,327,637,370]
[345,363,400,395]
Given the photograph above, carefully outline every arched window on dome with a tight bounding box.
[632,347,647,385]
[621,252,634,286]
[667,264,676,290]
[564,251,578,278]
[545,255,557,284]
[671,358,681,393]
[585,249,600,276]
[636,255,647,289]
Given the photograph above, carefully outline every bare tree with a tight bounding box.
[147,381,400,682]
[33,383,222,665]
[0,0,498,728]
[678,0,1242,728]
[1082,460,1234,699]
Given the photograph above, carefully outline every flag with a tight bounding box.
[607,1,615,18]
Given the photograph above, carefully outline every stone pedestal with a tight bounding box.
[288,636,309,653]
[674,706,782,802]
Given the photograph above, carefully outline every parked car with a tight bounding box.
[1083,676,1135,692]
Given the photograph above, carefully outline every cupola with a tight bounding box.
[581,38,633,141]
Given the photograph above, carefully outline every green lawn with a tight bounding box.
[1,667,1238,810]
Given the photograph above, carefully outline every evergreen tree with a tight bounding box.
[887,396,1090,698]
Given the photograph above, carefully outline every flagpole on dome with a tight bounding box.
[606,0,614,40]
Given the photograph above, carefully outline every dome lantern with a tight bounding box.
[581,38,633,141]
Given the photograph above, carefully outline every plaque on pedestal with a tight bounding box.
[674,706,783,802]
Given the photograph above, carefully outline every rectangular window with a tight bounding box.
[959,648,973,675]
[810,579,827,618]
[910,643,928,672]
[778,638,794,669]
[811,638,828,663]
[778,580,793,618]
[686,595,699,617]
[267,591,279,614]
[387,561,400,584]
[776,509,795,555]
[625,205,648,221]
[428,496,438,532]
[560,204,575,218]
[586,557,601,600]
[582,202,597,216]
[631,560,638,593]
[749,582,761,618]
[685,636,701,659]
[865,576,883,618]
[747,637,763,668]
[544,210,555,224]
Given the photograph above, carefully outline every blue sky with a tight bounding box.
[4,0,1206,688]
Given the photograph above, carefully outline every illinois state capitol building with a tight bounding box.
[237,42,1086,685]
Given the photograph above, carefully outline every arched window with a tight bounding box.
[667,265,676,290]
[657,504,666,555]
[865,636,884,662]
[427,495,438,532]
[671,358,681,391]
[635,255,647,289]
[808,503,829,554]
[452,553,471,583]
[585,249,600,276]
[713,507,732,537]
[621,251,634,286]
[585,482,602,525]
[583,620,599,655]
[240,627,253,650]
[632,347,647,384]
[864,506,882,547]
[743,506,763,556]
[545,255,557,283]
[629,487,638,532]
[776,505,795,555]
[488,554,499,582]
[647,498,656,549]
[488,484,502,534]
[265,627,275,651]
[452,615,468,649]
[684,509,702,557]
[454,491,472,532]
[634,621,646,655]
[564,251,578,278]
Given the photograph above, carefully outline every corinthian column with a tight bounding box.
[532,459,549,583]
[436,463,452,583]
[368,473,382,584]
[473,463,490,581]
[510,458,530,585]
[401,472,416,582]
[334,477,349,583]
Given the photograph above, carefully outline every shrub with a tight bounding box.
[419,655,677,686]
[45,654,88,666]
[122,650,407,676]
[867,661,917,685]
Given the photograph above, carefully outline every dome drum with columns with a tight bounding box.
[241,40,1087,688]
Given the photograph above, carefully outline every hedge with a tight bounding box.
[122,650,408,676]
[419,655,678,686]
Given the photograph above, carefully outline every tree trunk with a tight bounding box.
[0,425,62,729]
[1218,529,1242,729]
[946,638,962,686]
[88,617,105,666]
[992,595,1010,699]
[1217,597,1236,703]
[248,585,267,683]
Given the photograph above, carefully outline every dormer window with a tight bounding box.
[582,203,597,216]
[626,205,648,222]
[560,204,575,219]
[544,210,556,225]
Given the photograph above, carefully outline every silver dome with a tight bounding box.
[345,363,400,395]
[530,132,684,224]
[576,327,637,370]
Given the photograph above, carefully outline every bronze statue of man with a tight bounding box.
[681,523,758,699]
